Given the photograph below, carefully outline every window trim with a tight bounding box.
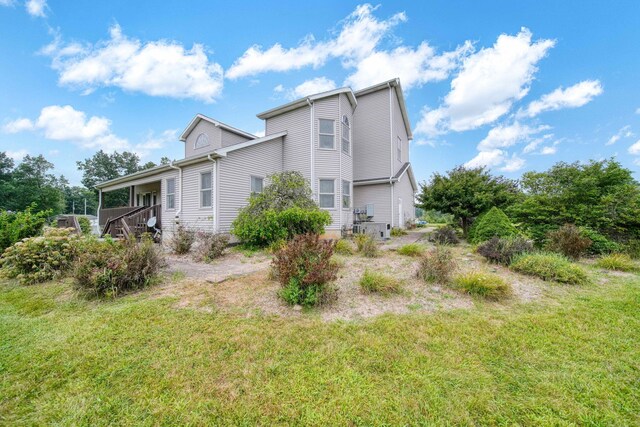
[341,179,351,210]
[318,119,335,150]
[341,115,351,155]
[200,171,213,209]
[194,132,210,150]
[318,178,336,209]
[250,175,264,194]
[166,177,176,210]
[396,135,402,162]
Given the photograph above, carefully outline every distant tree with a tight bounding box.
[418,166,521,235]
[64,185,98,215]
[0,152,15,208]
[8,155,66,214]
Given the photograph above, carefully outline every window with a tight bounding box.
[342,180,351,209]
[319,119,335,149]
[194,133,210,149]
[200,172,212,208]
[319,179,335,208]
[341,115,350,154]
[250,176,264,194]
[166,178,176,209]
[396,136,402,162]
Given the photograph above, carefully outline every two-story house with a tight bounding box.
[96,78,417,239]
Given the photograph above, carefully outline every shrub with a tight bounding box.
[468,207,519,244]
[354,232,379,258]
[452,271,512,300]
[272,234,338,306]
[580,228,620,255]
[510,252,589,285]
[595,253,637,272]
[0,227,79,285]
[545,224,592,260]
[417,245,456,284]
[168,224,196,254]
[391,227,407,237]
[397,243,424,257]
[622,239,640,259]
[0,206,51,251]
[194,231,229,262]
[359,269,402,294]
[73,235,165,298]
[477,236,533,265]
[334,239,355,255]
[429,225,459,245]
[77,216,92,235]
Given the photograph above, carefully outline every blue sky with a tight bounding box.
[1,0,639,186]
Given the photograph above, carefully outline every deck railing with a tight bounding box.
[99,206,140,227]
[101,204,161,239]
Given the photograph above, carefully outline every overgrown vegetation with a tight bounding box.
[271,234,338,306]
[397,243,424,257]
[595,253,637,272]
[452,271,512,300]
[193,231,229,262]
[581,227,620,255]
[354,232,379,257]
[231,171,331,247]
[0,206,51,251]
[545,224,592,260]
[334,239,355,255]
[390,227,407,237]
[77,216,92,235]
[168,224,196,254]
[477,236,533,265]
[510,252,590,285]
[417,245,456,284]
[468,207,519,244]
[359,269,403,294]
[429,225,459,245]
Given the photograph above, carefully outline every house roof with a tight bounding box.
[179,113,257,142]
[256,87,358,120]
[96,132,287,190]
[353,162,418,192]
[354,78,413,140]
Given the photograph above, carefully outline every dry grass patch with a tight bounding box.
[359,269,403,295]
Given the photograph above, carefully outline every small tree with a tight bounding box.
[468,207,519,243]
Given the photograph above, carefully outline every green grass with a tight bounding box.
[396,243,424,257]
[452,271,512,300]
[358,269,403,294]
[510,252,590,285]
[595,253,637,272]
[1,274,639,425]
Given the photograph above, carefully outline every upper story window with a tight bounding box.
[200,171,212,208]
[319,179,335,208]
[396,136,402,162]
[341,115,350,155]
[194,133,210,149]
[250,176,264,194]
[319,119,335,149]
[166,178,176,210]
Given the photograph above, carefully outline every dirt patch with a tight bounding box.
[163,250,271,283]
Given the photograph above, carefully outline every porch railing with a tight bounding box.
[99,206,140,227]
[101,204,161,239]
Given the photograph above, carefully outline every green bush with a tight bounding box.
[510,252,589,285]
[354,233,379,258]
[0,206,51,251]
[194,231,229,262]
[272,234,338,306]
[417,245,456,284]
[359,269,402,294]
[476,236,533,265]
[77,216,92,235]
[580,228,620,255]
[595,253,637,272]
[168,224,196,254]
[452,271,512,300]
[397,243,424,257]
[0,227,79,285]
[622,239,640,259]
[390,227,407,237]
[468,207,519,244]
[334,239,355,255]
[73,235,165,298]
[545,224,592,260]
[429,225,459,245]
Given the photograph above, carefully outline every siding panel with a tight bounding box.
[353,88,391,180]
[221,128,252,147]
[184,120,221,158]
[265,106,311,181]
[180,161,215,232]
[353,183,392,226]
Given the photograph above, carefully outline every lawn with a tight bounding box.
[1,267,639,425]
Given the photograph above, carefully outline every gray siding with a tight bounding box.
[353,88,391,180]
[265,106,311,181]
[394,173,415,227]
[221,128,252,148]
[340,93,355,229]
[313,96,341,229]
[180,161,215,232]
[353,183,392,226]
[217,137,284,231]
[392,90,411,175]
[184,120,222,158]
[159,171,180,235]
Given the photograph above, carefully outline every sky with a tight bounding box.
[1,0,639,186]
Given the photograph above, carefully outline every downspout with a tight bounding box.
[168,161,182,219]
[388,82,394,227]
[307,98,314,201]
[207,154,218,231]
[338,96,342,233]
[97,188,102,229]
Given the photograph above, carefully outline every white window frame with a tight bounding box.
[396,136,402,162]
[200,171,212,208]
[318,119,335,150]
[166,177,176,210]
[250,175,264,194]
[319,178,335,209]
[342,180,351,209]
[194,133,210,150]
[341,115,351,155]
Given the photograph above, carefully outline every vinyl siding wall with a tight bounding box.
[353,183,392,226]
[391,90,411,175]
[220,128,253,148]
[394,173,415,227]
[265,106,311,181]
[353,88,391,180]
[179,161,215,233]
[340,93,355,230]
[313,96,341,229]
[217,137,284,231]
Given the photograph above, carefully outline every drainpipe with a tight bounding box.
[307,98,314,201]
[388,82,394,228]
[97,188,102,229]
[168,161,182,219]
[207,154,218,231]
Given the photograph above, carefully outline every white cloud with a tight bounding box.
[0,0,16,7]
[464,149,506,169]
[42,25,224,102]
[25,0,46,17]
[414,139,436,147]
[4,105,129,151]
[501,154,526,172]
[5,149,28,161]
[254,130,265,138]
[477,122,549,151]
[635,107,640,115]
[629,139,640,155]
[416,28,555,136]
[288,77,337,99]
[519,80,603,118]
[133,129,178,157]
[273,84,284,93]
[606,125,633,146]
[523,134,553,154]
[3,118,34,133]
[539,145,557,155]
